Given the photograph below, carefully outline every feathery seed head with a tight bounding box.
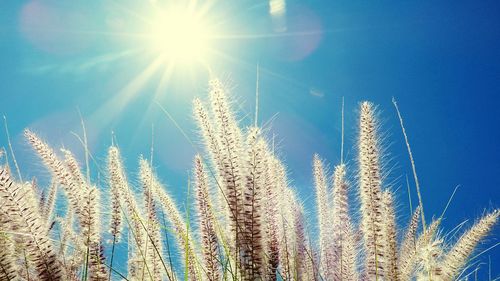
[438,209,499,279]
[357,101,386,280]
[399,206,422,280]
[193,154,220,281]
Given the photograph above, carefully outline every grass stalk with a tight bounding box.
[392,97,426,229]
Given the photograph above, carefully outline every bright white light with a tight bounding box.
[147,7,214,62]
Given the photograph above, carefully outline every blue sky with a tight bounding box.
[1,0,499,278]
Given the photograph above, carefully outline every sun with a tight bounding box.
[104,2,223,110]
[146,6,214,63]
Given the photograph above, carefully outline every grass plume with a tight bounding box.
[0,80,497,281]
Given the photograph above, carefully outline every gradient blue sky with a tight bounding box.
[1,0,499,278]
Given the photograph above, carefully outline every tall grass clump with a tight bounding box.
[0,79,497,280]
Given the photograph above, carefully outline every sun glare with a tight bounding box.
[147,7,214,62]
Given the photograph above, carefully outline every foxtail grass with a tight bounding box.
[0,79,497,281]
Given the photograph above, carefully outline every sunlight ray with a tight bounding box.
[86,56,165,137]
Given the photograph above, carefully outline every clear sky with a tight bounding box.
[1,0,499,278]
